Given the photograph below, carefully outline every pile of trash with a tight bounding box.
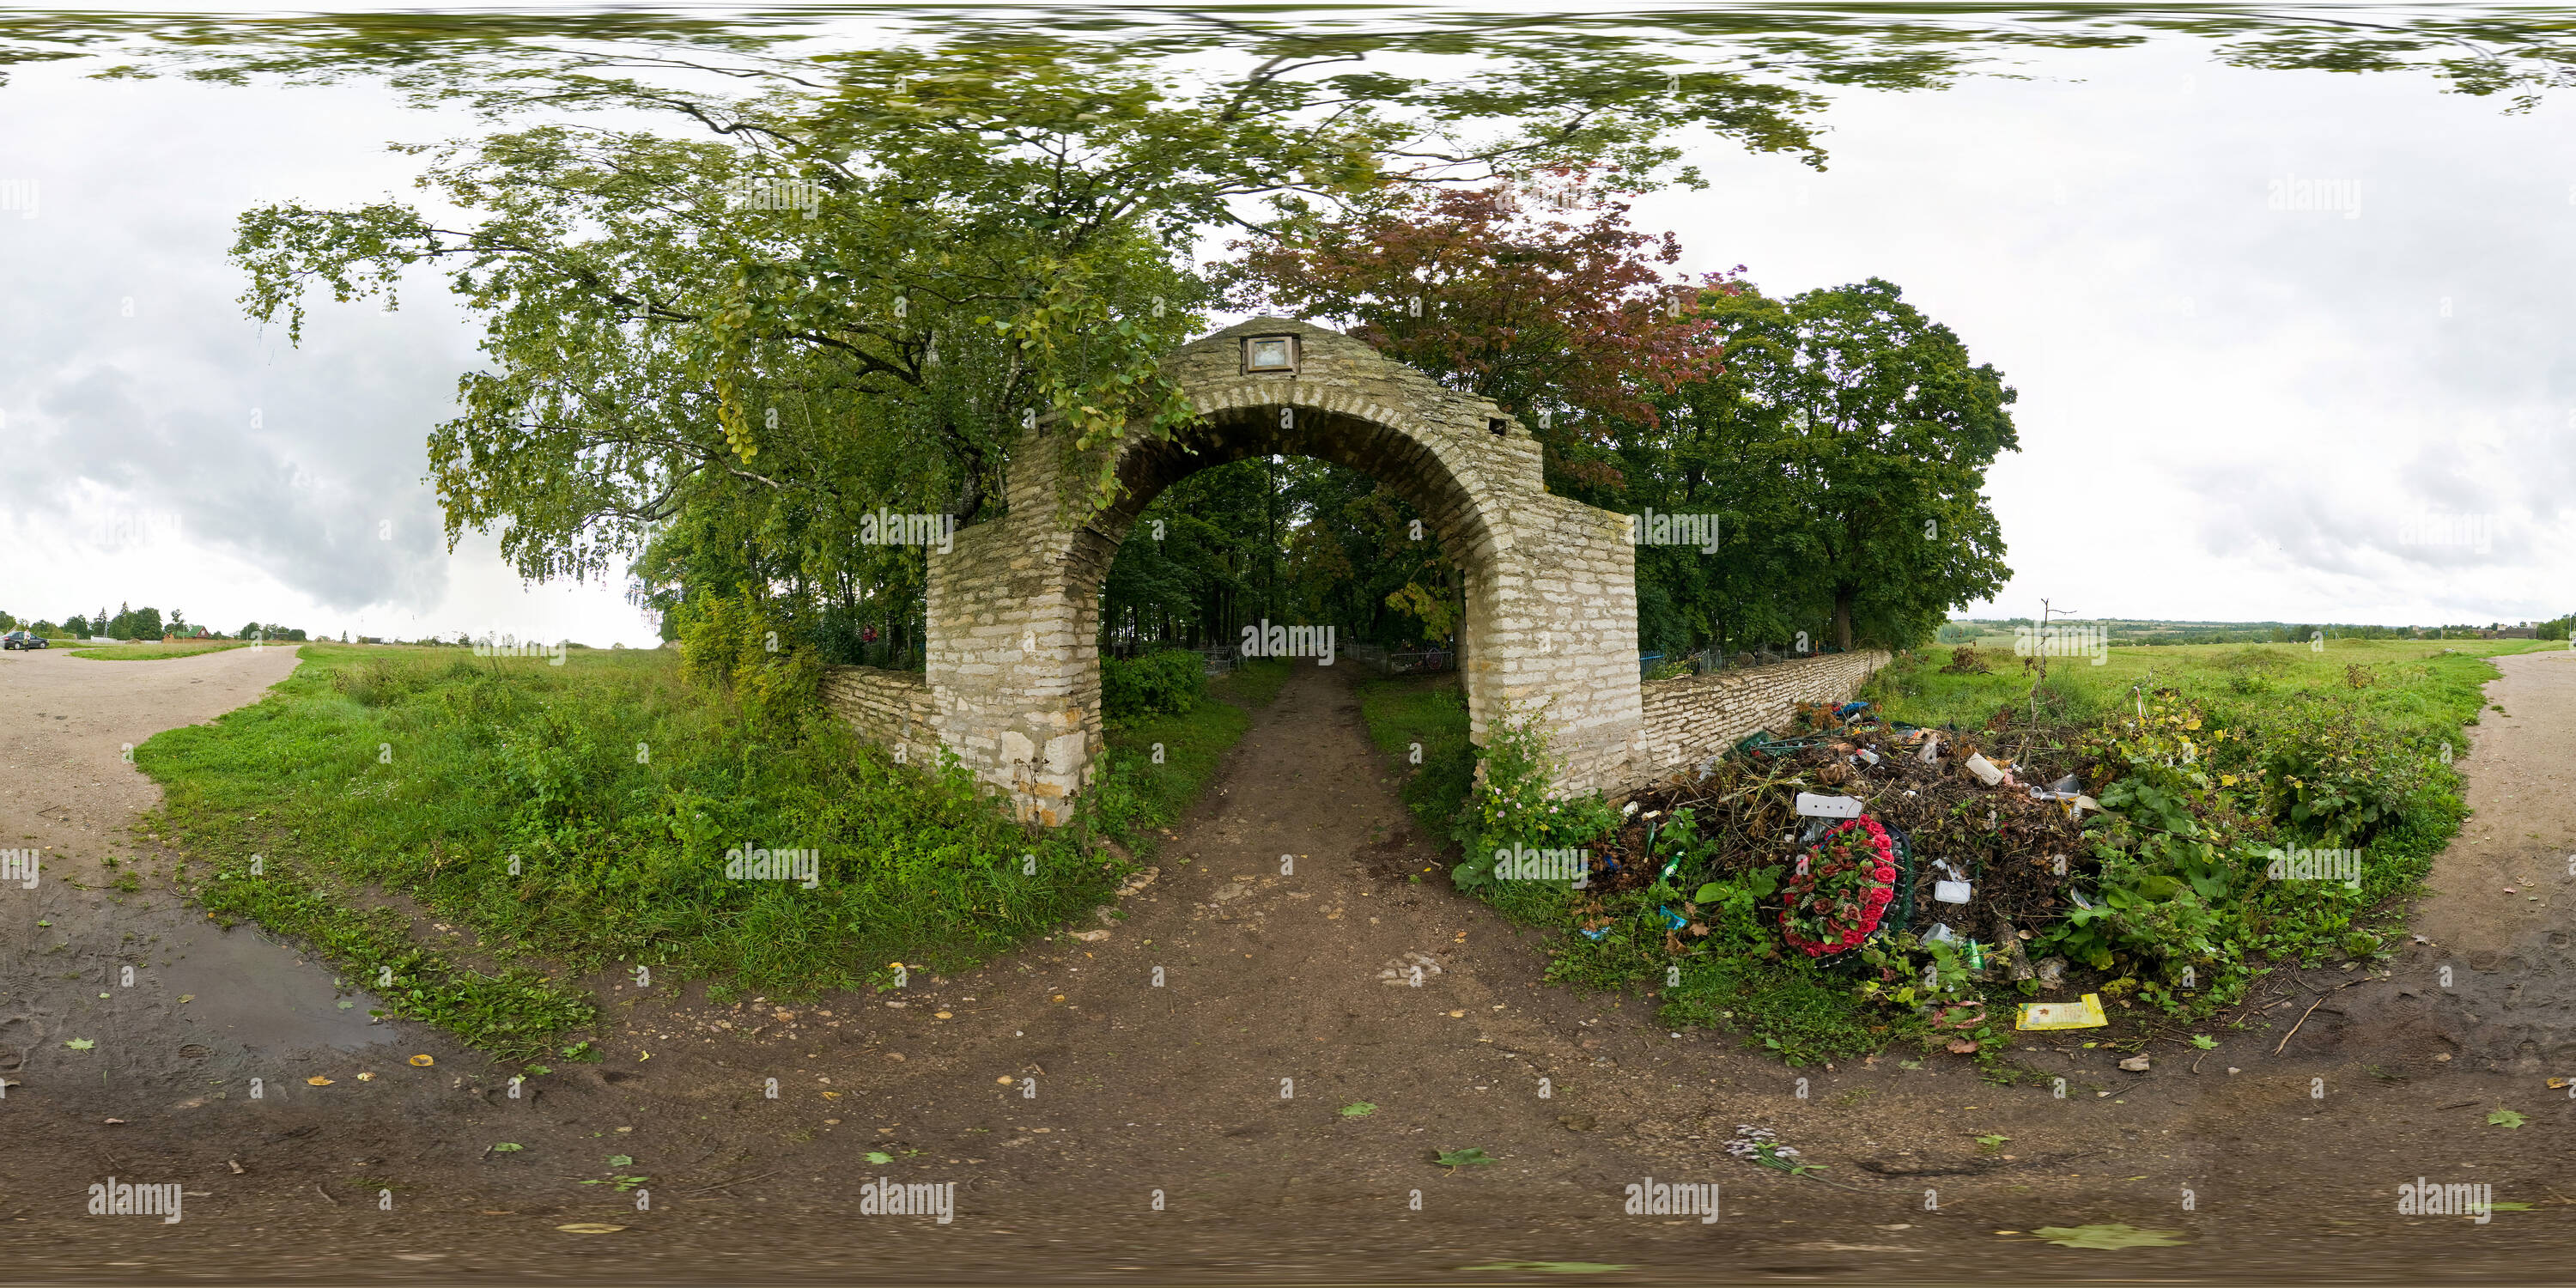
[1596,701,2105,978]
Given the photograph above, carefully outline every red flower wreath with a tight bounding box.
[1777,815,1899,957]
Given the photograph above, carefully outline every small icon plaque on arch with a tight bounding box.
[1242,334,1298,374]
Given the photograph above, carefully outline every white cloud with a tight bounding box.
[0,66,663,644]
[1637,38,2576,626]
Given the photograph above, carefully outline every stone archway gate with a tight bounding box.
[817,316,1890,825]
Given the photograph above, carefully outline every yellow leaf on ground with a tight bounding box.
[307,1076,334,1085]
[408,1054,434,1066]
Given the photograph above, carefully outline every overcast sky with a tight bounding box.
[1,20,2568,644]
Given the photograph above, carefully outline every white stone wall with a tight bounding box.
[819,665,939,770]
[1628,650,1893,788]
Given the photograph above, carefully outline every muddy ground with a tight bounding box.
[2,644,2573,1283]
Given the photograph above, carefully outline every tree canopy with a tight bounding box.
[215,18,1854,655]
[19,6,2544,658]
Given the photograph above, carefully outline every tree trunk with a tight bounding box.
[1833,588,1856,653]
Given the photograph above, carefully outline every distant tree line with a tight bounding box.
[1939,617,2573,646]
[0,603,309,641]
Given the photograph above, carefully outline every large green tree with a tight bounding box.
[218,21,1850,656]
[1232,185,2014,657]
[1668,278,2018,652]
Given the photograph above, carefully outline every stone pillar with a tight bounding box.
[1463,493,1646,794]
[923,431,1099,828]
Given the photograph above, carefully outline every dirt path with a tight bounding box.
[3,653,2572,1281]
[2393,650,2576,1068]
[1,644,382,1089]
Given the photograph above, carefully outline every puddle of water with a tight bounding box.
[3,873,391,1084]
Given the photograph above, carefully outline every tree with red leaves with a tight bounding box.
[1230,179,2014,659]
[1228,178,1732,642]
[1231,177,1732,491]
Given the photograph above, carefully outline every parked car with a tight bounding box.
[2,630,50,650]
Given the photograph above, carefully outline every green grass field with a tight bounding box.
[1868,636,2555,743]
[138,644,1263,1062]
[70,640,253,660]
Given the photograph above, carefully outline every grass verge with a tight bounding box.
[71,641,252,660]
[138,644,1224,1062]
[1355,673,1476,842]
[1863,637,2554,737]
[1093,659,1285,834]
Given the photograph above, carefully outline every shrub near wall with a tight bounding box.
[1103,648,1207,720]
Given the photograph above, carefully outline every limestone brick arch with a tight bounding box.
[913,316,1647,824]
